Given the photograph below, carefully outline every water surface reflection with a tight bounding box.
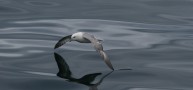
[54,52,113,90]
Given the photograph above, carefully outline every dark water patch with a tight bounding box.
[0,5,23,14]
[110,33,133,37]
[0,0,10,4]
[78,29,102,32]
[0,33,59,40]
[170,39,193,48]
[10,79,84,90]
[131,28,193,34]
[25,1,59,7]
[147,62,193,73]
[144,0,193,7]
[131,29,172,33]
[159,14,193,25]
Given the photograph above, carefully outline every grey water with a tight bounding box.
[0,0,193,90]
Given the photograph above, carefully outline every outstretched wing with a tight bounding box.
[54,35,72,49]
[83,33,114,70]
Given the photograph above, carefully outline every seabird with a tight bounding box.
[54,32,114,70]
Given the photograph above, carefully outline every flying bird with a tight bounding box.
[54,32,114,70]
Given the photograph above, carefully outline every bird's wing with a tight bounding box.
[54,35,72,49]
[83,33,114,70]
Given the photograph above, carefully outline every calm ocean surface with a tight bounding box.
[0,0,193,90]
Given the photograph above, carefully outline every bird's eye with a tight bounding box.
[73,36,76,38]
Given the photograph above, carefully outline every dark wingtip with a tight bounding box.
[109,66,114,71]
[54,45,59,49]
[54,42,63,49]
[54,35,72,49]
[106,62,114,71]
[111,67,114,71]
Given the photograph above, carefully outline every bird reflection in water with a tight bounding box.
[54,53,113,90]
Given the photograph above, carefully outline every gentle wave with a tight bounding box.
[1,0,193,89]
[1,19,192,58]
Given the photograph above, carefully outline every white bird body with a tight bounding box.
[71,32,90,43]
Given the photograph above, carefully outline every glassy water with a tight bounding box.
[0,0,193,90]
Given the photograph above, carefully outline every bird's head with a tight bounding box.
[71,32,84,41]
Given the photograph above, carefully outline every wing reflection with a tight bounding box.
[54,53,113,90]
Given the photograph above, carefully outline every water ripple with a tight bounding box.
[25,1,60,7]
[0,5,24,14]
[147,62,193,73]
[0,0,193,89]
[0,19,192,58]
[0,19,193,90]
